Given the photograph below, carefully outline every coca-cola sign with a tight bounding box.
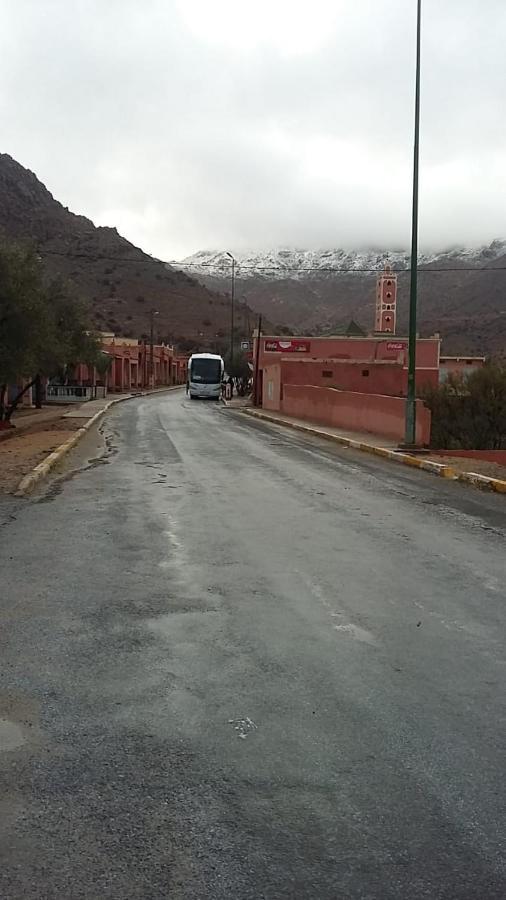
[264,339,311,353]
[386,342,407,352]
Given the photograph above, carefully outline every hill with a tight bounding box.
[177,247,506,356]
[0,154,255,350]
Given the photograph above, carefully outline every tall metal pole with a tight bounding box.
[253,314,262,407]
[149,310,155,387]
[149,309,158,388]
[226,252,235,369]
[405,0,422,446]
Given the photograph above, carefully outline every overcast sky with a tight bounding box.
[1,0,505,258]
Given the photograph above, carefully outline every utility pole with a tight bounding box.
[226,252,235,372]
[405,0,422,446]
[149,309,159,388]
[253,314,262,407]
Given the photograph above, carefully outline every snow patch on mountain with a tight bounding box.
[174,240,506,281]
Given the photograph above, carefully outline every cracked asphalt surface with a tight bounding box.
[1,391,505,899]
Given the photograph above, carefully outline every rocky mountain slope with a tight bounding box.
[0,154,254,350]
[177,246,506,355]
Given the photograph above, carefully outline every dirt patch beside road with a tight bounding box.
[0,422,81,493]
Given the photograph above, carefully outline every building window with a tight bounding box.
[362,369,370,377]
[322,370,333,378]
[466,360,473,365]
[387,280,392,286]
[386,292,392,299]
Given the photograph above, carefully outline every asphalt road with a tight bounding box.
[1,391,505,899]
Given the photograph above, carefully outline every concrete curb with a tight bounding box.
[242,409,506,495]
[15,386,183,497]
[456,471,506,494]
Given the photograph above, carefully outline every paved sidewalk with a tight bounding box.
[7,385,181,428]
[221,396,252,409]
[63,394,133,419]
[62,385,182,419]
[243,408,398,449]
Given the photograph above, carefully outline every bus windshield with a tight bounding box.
[190,358,222,384]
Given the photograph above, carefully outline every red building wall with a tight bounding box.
[282,384,431,446]
[255,335,440,372]
[262,364,282,410]
[278,359,413,396]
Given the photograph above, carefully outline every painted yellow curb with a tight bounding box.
[457,471,506,493]
[243,409,506,494]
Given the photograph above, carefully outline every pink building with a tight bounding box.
[75,333,187,394]
[255,333,438,445]
[254,333,441,407]
[252,272,442,446]
[439,355,485,382]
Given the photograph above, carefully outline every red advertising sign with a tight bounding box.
[264,339,311,353]
[386,342,407,352]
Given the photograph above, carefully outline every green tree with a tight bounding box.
[0,240,103,422]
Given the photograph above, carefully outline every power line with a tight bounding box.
[37,247,506,275]
[176,261,506,274]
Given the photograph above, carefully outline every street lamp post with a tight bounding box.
[405,0,422,447]
[226,252,235,371]
[149,309,159,388]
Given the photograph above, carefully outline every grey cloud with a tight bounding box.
[1,0,505,257]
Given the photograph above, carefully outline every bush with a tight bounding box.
[422,363,506,449]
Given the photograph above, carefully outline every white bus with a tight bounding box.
[187,353,224,400]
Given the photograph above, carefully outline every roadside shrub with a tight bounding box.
[422,362,506,449]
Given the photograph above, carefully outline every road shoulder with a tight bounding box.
[242,408,506,495]
[1,387,182,497]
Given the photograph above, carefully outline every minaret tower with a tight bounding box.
[375,264,397,334]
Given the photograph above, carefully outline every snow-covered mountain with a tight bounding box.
[174,241,506,281]
[170,242,506,355]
